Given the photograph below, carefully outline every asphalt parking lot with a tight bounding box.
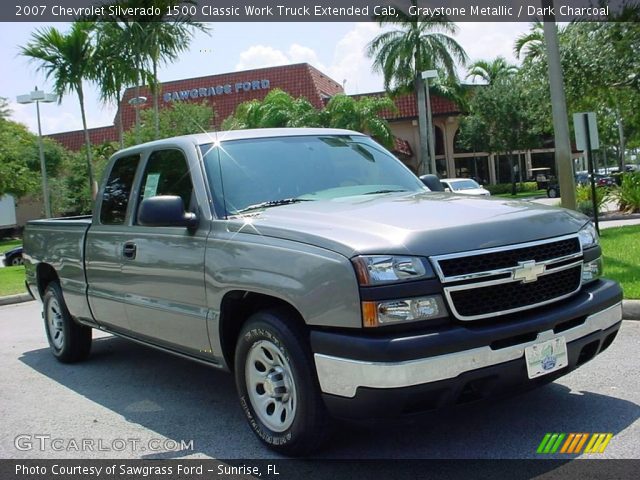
[1,301,638,460]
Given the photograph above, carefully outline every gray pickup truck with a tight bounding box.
[24,128,622,455]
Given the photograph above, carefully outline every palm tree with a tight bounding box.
[94,22,142,148]
[96,1,209,140]
[0,97,10,119]
[21,22,98,198]
[367,0,467,174]
[514,21,546,61]
[466,57,518,84]
[322,94,396,148]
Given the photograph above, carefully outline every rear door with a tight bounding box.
[120,146,211,356]
[85,153,141,332]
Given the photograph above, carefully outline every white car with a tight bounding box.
[441,178,491,196]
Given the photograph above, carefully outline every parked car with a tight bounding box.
[440,178,491,196]
[2,245,23,266]
[24,129,622,455]
[547,173,616,198]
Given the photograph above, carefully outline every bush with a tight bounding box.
[575,184,608,216]
[486,182,539,195]
[612,172,640,213]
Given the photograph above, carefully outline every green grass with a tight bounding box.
[0,266,26,296]
[495,189,547,199]
[600,225,640,299]
[0,238,21,251]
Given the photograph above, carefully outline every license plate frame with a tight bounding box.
[524,337,568,379]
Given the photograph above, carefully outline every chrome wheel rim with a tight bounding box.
[245,340,297,432]
[11,257,23,266]
[47,298,64,350]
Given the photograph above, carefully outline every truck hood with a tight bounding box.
[226,192,589,258]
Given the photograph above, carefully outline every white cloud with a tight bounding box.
[235,23,385,95]
[235,45,290,70]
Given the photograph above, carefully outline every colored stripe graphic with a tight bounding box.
[538,433,614,454]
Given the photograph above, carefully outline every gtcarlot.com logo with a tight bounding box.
[14,435,194,453]
[537,433,613,454]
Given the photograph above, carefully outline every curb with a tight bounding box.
[623,300,640,321]
[0,293,33,306]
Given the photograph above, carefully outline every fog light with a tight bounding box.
[582,257,603,284]
[362,295,447,327]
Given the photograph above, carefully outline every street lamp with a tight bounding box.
[128,96,147,144]
[17,87,57,218]
[422,70,439,176]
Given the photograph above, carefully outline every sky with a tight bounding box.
[0,21,532,136]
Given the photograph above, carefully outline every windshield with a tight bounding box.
[449,179,481,190]
[201,135,426,216]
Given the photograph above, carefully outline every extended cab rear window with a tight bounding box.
[100,154,140,225]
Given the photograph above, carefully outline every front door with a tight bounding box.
[121,147,210,356]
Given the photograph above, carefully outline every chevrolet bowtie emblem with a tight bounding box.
[513,260,546,283]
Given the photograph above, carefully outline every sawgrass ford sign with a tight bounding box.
[163,79,271,102]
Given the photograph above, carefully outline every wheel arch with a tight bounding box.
[218,290,307,372]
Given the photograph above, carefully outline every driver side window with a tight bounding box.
[136,149,195,224]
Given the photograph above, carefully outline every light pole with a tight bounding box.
[422,70,439,176]
[128,96,147,144]
[17,87,57,218]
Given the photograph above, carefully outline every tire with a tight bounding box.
[547,187,558,198]
[43,282,92,363]
[9,255,24,266]
[234,309,330,456]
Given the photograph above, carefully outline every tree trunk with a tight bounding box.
[415,75,429,175]
[615,106,626,171]
[543,9,577,210]
[153,58,160,140]
[509,152,517,195]
[77,85,97,200]
[117,111,124,149]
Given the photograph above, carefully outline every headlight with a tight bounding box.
[578,223,599,249]
[362,295,447,327]
[582,257,603,284]
[352,255,433,285]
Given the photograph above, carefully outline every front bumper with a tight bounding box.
[312,279,623,418]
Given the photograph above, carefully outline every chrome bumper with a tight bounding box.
[314,302,622,398]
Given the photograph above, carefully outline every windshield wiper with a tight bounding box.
[362,189,408,195]
[232,198,312,214]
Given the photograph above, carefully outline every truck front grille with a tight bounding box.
[431,235,583,321]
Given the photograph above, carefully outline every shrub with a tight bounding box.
[575,184,608,216]
[613,172,640,213]
[486,182,539,195]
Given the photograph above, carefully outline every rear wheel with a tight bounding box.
[547,187,559,198]
[234,309,330,456]
[43,282,92,363]
[9,255,23,266]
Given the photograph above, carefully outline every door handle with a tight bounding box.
[122,242,137,259]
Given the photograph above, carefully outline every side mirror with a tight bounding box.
[419,174,445,192]
[138,195,198,229]
[444,187,451,192]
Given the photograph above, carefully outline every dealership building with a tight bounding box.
[49,63,563,184]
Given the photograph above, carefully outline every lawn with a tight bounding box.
[0,266,26,296]
[600,225,640,299]
[0,238,22,251]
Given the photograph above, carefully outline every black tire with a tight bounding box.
[234,309,331,456]
[43,282,92,363]
[9,255,24,266]
[547,187,558,198]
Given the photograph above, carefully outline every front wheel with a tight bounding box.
[234,309,330,456]
[547,187,559,198]
[43,282,92,363]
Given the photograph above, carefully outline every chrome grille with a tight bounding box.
[431,235,583,321]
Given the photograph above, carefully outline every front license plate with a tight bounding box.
[524,337,568,379]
